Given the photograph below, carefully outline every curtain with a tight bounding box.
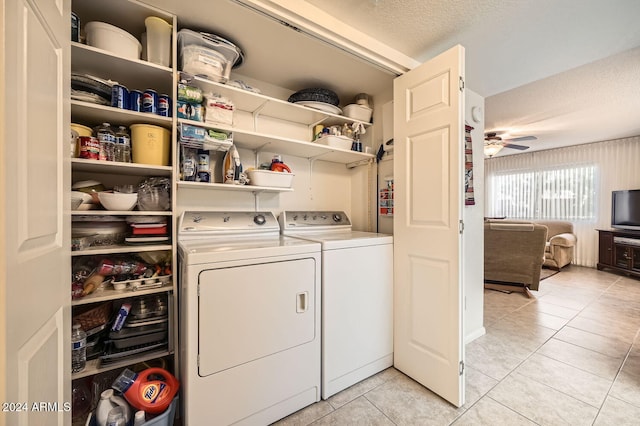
[485,136,640,267]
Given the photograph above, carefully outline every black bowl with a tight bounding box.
[288,88,339,106]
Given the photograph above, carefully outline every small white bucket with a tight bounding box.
[145,17,172,67]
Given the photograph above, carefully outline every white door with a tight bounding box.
[1,0,71,424]
[393,45,465,407]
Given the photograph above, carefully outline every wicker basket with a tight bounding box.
[72,301,112,332]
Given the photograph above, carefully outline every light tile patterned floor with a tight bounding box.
[273,266,640,425]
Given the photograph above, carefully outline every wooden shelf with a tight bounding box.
[177,118,375,165]
[177,181,293,193]
[72,283,173,306]
[71,244,172,257]
[71,158,173,176]
[71,349,172,380]
[71,100,173,129]
[72,43,173,95]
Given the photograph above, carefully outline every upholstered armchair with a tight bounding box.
[484,221,548,297]
[533,220,576,270]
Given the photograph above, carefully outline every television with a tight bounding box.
[611,189,640,230]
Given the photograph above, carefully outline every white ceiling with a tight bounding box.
[302,0,640,156]
[151,0,640,157]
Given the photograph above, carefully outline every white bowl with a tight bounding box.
[85,22,142,60]
[315,135,353,150]
[343,104,372,122]
[98,191,138,211]
[246,169,294,188]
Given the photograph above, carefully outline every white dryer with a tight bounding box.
[279,211,393,399]
[178,211,321,425]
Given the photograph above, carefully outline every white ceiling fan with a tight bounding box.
[483,132,537,156]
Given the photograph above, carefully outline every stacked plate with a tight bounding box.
[288,88,341,114]
[71,73,112,105]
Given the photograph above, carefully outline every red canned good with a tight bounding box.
[78,136,100,160]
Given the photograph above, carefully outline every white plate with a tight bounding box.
[294,101,342,115]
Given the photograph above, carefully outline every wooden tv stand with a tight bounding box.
[597,229,640,278]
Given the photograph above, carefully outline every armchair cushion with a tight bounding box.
[484,222,548,291]
[549,233,576,248]
[532,220,576,270]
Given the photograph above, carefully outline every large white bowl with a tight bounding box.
[85,22,142,60]
[246,169,294,188]
[315,135,353,150]
[98,191,138,211]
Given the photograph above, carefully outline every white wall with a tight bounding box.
[463,89,485,344]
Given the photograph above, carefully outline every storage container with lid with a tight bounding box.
[177,29,241,83]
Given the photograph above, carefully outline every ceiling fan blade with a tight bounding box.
[504,143,529,150]
[504,135,537,142]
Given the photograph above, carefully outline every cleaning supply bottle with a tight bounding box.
[112,368,179,415]
[133,410,146,425]
[95,389,131,426]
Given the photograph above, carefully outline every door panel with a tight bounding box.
[2,0,70,424]
[393,45,465,407]
[409,129,450,225]
[198,259,317,377]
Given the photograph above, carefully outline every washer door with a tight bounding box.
[198,258,317,377]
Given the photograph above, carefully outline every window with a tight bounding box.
[487,165,596,220]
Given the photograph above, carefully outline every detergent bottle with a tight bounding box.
[111,368,179,415]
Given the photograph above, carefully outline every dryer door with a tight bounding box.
[198,258,317,377]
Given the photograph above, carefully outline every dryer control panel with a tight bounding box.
[279,211,352,231]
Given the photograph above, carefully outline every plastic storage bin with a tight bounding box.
[130,124,171,166]
[86,397,178,426]
[177,29,239,83]
[85,22,142,60]
[343,104,373,122]
[315,135,353,150]
[246,169,294,188]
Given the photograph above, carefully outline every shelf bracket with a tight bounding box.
[346,158,374,169]
[252,100,270,132]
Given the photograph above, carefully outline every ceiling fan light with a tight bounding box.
[484,143,503,157]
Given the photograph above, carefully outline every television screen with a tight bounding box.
[612,190,640,230]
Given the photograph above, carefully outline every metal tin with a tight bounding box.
[77,136,100,160]
[158,94,172,117]
[142,89,158,113]
[111,84,129,109]
[129,90,143,112]
[71,12,80,42]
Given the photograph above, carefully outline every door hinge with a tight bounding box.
[459,76,465,92]
[459,360,465,375]
[459,220,464,234]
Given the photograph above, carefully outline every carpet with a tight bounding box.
[540,267,560,280]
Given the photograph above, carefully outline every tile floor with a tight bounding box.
[273,266,640,425]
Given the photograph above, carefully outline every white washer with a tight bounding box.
[178,211,321,425]
[279,211,393,399]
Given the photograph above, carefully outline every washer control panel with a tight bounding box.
[179,211,279,236]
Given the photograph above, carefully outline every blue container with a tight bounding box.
[111,84,129,109]
[142,89,158,114]
[129,90,143,112]
[158,94,171,117]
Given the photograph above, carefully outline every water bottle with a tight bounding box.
[95,123,116,161]
[115,126,131,163]
[71,323,86,373]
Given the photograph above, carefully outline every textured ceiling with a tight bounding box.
[151,0,640,157]
[305,0,640,155]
